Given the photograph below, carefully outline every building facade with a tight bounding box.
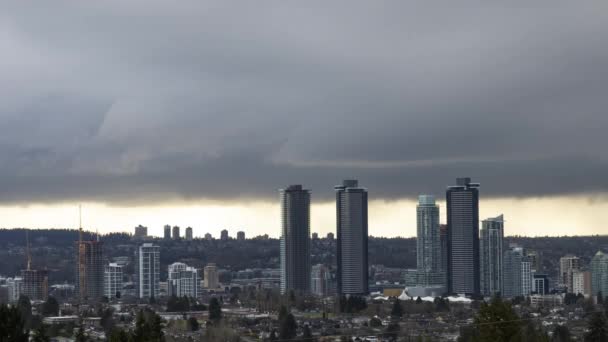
[280,184,311,294]
[172,226,180,240]
[560,255,581,292]
[336,180,369,296]
[572,270,592,297]
[480,215,504,297]
[221,229,229,241]
[237,231,246,241]
[503,246,532,298]
[168,262,200,298]
[136,243,160,299]
[185,227,193,241]
[134,225,148,239]
[311,264,332,297]
[204,263,219,289]
[104,263,123,299]
[164,225,171,239]
[591,251,608,299]
[75,240,104,302]
[533,274,549,295]
[446,177,480,295]
[21,269,48,301]
[415,195,445,288]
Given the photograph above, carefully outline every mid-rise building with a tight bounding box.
[221,229,229,241]
[136,243,160,299]
[280,184,311,294]
[21,269,48,301]
[134,225,148,239]
[336,180,368,296]
[185,227,193,241]
[533,274,549,295]
[104,263,123,299]
[446,177,480,295]
[327,232,334,240]
[205,233,212,241]
[172,226,180,240]
[503,246,531,298]
[164,225,171,239]
[75,239,104,302]
[237,231,246,241]
[572,270,592,297]
[560,255,581,292]
[311,264,332,297]
[312,233,319,240]
[527,250,541,272]
[414,195,445,289]
[168,262,200,298]
[6,277,22,303]
[591,251,608,299]
[203,263,219,289]
[480,215,504,297]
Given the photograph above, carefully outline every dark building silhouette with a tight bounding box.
[75,239,104,302]
[172,226,180,240]
[185,227,193,240]
[446,177,480,296]
[164,225,171,239]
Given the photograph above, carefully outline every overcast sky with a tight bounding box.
[1,2,607,236]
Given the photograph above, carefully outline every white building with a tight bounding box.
[168,262,200,298]
[136,243,160,299]
[104,263,123,299]
[560,255,581,292]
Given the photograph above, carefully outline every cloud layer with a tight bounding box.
[1,1,608,204]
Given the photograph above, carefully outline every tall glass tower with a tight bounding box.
[280,185,311,294]
[446,177,480,295]
[336,180,369,296]
[415,195,445,287]
[480,215,504,297]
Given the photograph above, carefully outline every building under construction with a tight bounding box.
[75,240,104,302]
[20,269,48,301]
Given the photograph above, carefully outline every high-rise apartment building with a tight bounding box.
[439,225,448,280]
[533,274,549,295]
[168,262,200,298]
[134,225,148,239]
[75,239,104,302]
[204,233,213,241]
[164,225,171,239]
[572,270,591,297]
[480,215,504,297]
[560,255,581,292]
[221,229,229,241]
[415,195,445,288]
[327,232,335,240]
[185,227,193,241]
[591,251,608,299]
[527,250,541,272]
[311,264,332,297]
[336,180,368,296]
[203,263,219,289]
[136,243,160,299]
[172,226,180,240]
[237,231,246,241]
[104,263,123,299]
[280,184,311,294]
[446,177,480,295]
[503,246,532,298]
[6,277,22,303]
[21,269,48,301]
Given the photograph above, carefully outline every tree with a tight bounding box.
[75,325,88,342]
[269,330,278,341]
[99,308,115,335]
[32,324,51,342]
[279,313,298,340]
[17,295,32,329]
[391,299,403,318]
[132,309,164,342]
[108,328,131,342]
[188,317,200,331]
[585,312,608,342]
[552,325,571,342]
[384,322,400,340]
[209,297,222,321]
[278,305,288,323]
[0,304,29,342]
[474,297,521,342]
[41,297,59,316]
[369,317,382,327]
[599,292,605,305]
[302,324,313,342]
[415,296,423,304]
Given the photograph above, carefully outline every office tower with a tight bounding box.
[204,233,213,241]
[480,215,504,297]
[134,225,148,239]
[533,274,549,295]
[221,229,229,241]
[168,262,200,298]
[172,226,180,240]
[311,264,331,297]
[203,263,219,289]
[560,255,581,292]
[104,263,123,299]
[527,250,541,272]
[164,225,171,239]
[336,180,369,296]
[280,184,311,294]
[326,232,334,240]
[185,227,193,241]
[572,270,591,296]
[446,177,480,295]
[136,243,160,299]
[75,237,104,302]
[503,247,524,298]
[591,251,608,299]
[237,231,246,241]
[21,270,48,301]
[415,195,445,288]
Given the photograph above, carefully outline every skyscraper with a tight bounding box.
[172,226,180,240]
[21,270,48,301]
[559,255,581,292]
[75,238,104,302]
[311,264,332,297]
[439,225,448,277]
[136,243,160,299]
[168,262,200,298]
[591,251,608,299]
[134,225,148,239]
[280,184,311,294]
[204,263,219,289]
[336,180,369,296]
[480,215,504,297]
[221,229,229,241]
[204,233,213,241]
[164,225,171,239]
[503,246,532,298]
[185,227,193,241]
[446,177,480,296]
[237,231,246,241]
[415,195,444,288]
[104,263,123,299]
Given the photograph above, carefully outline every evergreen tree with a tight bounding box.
[0,304,29,342]
[32,324,51,342]
[415,296,423,304]
[552,325,571,342]
[391,299,403,318]
[75,325,88,342]
[278,305,288,323]
[585,312,608,342]
[302,324,313,342]
[188,317,200,331]
[473,297,521,342]
[209,297,222,321]
[41,297,59,316]
[17,295,32,329]
[384,322,400,340]
[108,328,131,342]
[279,313,298,340]
[269,330,278,342]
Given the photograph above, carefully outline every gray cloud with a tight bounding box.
[0,1,607,204]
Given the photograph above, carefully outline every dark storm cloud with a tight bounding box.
[1,1,607,204]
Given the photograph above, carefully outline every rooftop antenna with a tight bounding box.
[26,230,31,271]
